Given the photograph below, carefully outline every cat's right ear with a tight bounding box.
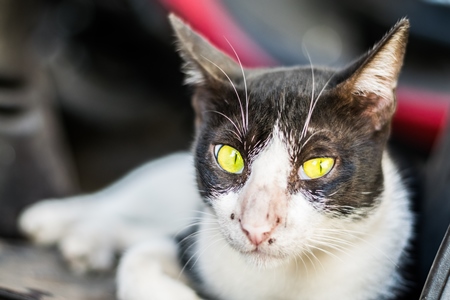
[169,14,241,86]
[336,18,409,131]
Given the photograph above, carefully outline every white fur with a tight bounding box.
[117,239,200,300]
[20,146,412,299]
[19,152,201,273]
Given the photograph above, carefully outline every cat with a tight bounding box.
[19,14,413,300]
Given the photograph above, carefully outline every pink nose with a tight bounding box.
[241,223,273,246]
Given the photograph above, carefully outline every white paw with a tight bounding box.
[59,219,117,273]
[19,196,118,273]
[117,240,201,300]
[19,199,82,245]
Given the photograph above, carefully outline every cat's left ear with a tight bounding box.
[169,14,242,85]
[338,18,409,131]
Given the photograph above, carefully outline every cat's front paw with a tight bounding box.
[118,275,201,300]
[19,196,117,273]
[19,199,82,245]
[58,220,117,273]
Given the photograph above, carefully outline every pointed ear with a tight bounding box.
[338,18,409,131]
[169,14,241,85]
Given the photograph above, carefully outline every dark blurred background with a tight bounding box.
[0,0,449,298]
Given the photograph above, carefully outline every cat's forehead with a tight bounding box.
[245,67,336,96]
[202,66,345,151]
[240,67,340,132]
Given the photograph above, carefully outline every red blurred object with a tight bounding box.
[159,0,277,67]
[394,88,450,152]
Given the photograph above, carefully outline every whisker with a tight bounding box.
[310,73,335,115]
[315,227,374,237]
[201,55,246,135]
[178,232,224,278]
[308,243,344,263]
[315,228,399,267]
[176,226,220,245]
[191,210,217,217]
[328,189,341,197]
[224,38,249,133]
[314,239,354,256]
[301,45,315,141]
[312,233,357,248]
[304,248,324,274]
[299,51,336,145]
[300,130,325,150]
[204,110,243,142]
[295,254,309,280]
[188,236,225,271]
[173,221,219,238]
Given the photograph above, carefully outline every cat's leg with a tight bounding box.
[117,238,202,300]
[19,194,124,272]
[19,194,102,246]
[19,152,200,273]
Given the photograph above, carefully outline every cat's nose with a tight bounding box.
[240,223,273,246]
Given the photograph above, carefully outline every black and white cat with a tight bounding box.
[20,15,413,300]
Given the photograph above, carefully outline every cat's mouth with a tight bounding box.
[240,246,289,269]
[245,252,287,269]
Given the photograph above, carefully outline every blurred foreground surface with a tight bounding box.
[0,239,114,300]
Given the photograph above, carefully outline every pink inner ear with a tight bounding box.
[343,21,408,131]
[352,90,395,131]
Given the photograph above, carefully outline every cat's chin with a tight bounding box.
[241,250,289,270]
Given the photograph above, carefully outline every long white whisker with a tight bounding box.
[301,45,315,140]
[204,110,243,142]
[313,240,358,264]
[299,130,324,150]
[310,73,335,116]
[191,210,217,217]
[176,227,220,245]
[307,241,345,262]
[178,232,223,278]
[316,228,399,267]
[314,237,354,255]
[173,221,219,239]
[224,38,249,133]
[201,55,246,135]
[295,254,309,280]
[189,236,225,271]
[300,45,336,144]
[305,248,325,274]
[313,233,357,247]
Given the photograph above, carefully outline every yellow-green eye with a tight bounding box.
[214,144,244,174]
[300,157,335,180]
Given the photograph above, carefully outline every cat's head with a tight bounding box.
[170,15,408,267]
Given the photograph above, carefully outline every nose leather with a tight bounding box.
[240,223,273,246]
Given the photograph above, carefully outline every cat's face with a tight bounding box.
[170,15,408,268]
